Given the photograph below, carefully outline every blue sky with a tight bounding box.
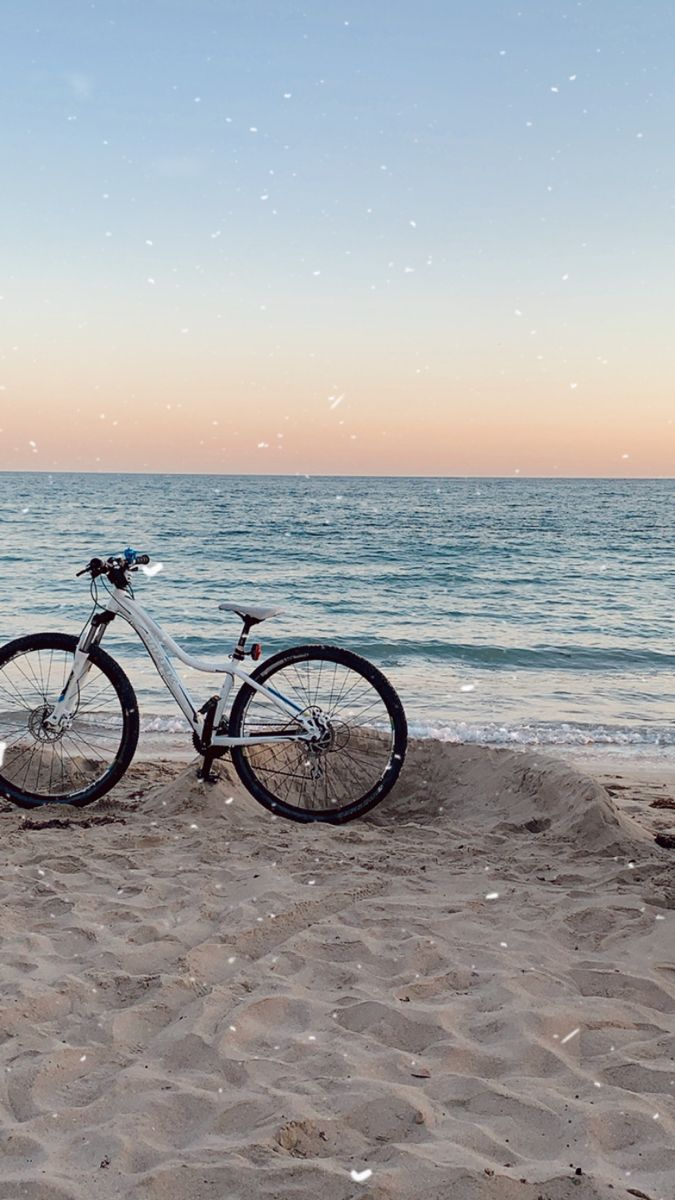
[1,2,674,473]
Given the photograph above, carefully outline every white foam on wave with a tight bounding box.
[135,711,675,750]
[408,719,675,748]
[141,715,191,734]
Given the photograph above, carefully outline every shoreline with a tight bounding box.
[135,726,675,777]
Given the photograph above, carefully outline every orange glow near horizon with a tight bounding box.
[3,367,674,476]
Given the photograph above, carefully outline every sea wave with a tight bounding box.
[349,641,675,672]
[141,715,191,734]
[134,712,675,750]
[117,637,675,673]
[408,720,675,748]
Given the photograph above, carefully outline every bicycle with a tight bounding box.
[0,548,407,823]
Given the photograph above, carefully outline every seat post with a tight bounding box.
[232,617,254,662]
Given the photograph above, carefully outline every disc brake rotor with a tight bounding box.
[27,704,62,743]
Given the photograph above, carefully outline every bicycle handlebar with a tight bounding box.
[76,549,151,579]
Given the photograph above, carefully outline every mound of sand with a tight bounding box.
[143,740,654,858]
[371,742,654,855]
[0,743,672,1200]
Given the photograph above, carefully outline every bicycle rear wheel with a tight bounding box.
[0,632,139,809]
[229,644,407,823]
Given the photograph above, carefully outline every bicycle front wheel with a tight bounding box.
[229,644,407,823]
[0,633,139,809]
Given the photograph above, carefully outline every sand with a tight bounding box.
[0,741,673,1200]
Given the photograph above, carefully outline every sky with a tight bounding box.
[1,0,674,476]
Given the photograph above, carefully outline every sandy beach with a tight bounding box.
[0,742,673,1200]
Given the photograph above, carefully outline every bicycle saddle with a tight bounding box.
[218,602,283,624]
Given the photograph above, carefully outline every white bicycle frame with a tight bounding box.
[52,584,319,747]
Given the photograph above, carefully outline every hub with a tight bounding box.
[28,704,64,743]
[306,711,351,754]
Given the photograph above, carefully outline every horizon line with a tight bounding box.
[1,469,674,482]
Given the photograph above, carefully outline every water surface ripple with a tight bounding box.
[1,474,673,753]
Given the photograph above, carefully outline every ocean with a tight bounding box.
[1,472,674,759]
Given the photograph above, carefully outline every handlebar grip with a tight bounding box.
[77,557,106,578]
[136,554,150,566]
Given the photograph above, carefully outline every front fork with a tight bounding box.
[46,612,114,729]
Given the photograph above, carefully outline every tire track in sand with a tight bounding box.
[184,881,385,987]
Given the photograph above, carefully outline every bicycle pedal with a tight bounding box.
[197,765,219,784]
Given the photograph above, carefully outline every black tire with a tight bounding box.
[229,644,407,823]
[0,632,139,809]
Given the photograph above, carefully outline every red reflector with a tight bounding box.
[251,643,262,661]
